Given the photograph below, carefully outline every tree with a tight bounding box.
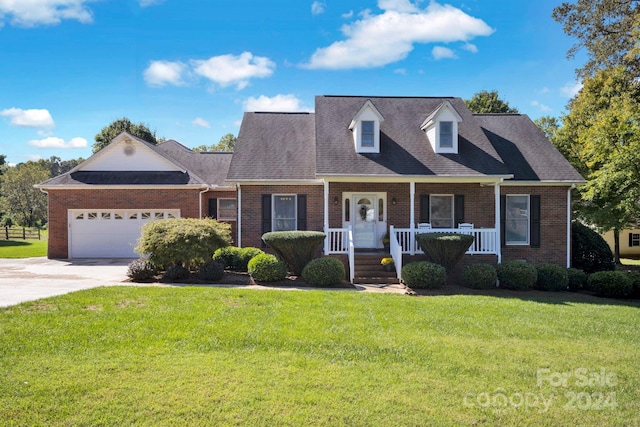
[464,90,519,114]
[192,133,237,152]
[93,117,158,153]
[559,66,640,262]
[0,162,49,227]
[552,0,640,78]
[36,156,83,177]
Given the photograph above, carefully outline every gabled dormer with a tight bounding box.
[420,100,463,154]
[349,100,384,153]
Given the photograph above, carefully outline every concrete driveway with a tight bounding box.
[0,258,132,308]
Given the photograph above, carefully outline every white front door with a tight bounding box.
[353,195,377,248]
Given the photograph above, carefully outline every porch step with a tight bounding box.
[353,254,401,285]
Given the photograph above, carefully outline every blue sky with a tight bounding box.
[0,0,584,165]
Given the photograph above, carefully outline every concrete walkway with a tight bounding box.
[0,258,408,308]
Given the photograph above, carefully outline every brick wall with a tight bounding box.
[239,184,324,248]
[47,188,202,258]
[203,190,238,245]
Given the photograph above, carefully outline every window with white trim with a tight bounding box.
[440,121,453,148]
[361,121,375,147]
[218,199,237,221]
[631,233,640,247]
[273,195,297,231]
[505,195,529,245]
[430,195,453,228]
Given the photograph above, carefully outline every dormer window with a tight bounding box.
[349,100,384,153]
[421,101,463,154]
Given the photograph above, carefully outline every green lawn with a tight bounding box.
[0,239,47,258]
[1,287,638,426]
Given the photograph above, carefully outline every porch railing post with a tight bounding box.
[323,180,329,255]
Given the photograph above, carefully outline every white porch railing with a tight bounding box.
[327,227,355,283]
[392,227,498,255]
[389,226,403,279]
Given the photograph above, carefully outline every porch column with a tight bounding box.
[323,179,329,255]
[494,180,502,264]
[410,181,415,256]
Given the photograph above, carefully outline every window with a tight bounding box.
[218,199,237,221]
[506,195,529,245]
[440,121,453,148]
[430,195,453,228]
[631,233,640,247]
[361,121,374,147]
[273,195,297,231]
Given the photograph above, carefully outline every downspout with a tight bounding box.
[237,184,242,247]
[198,187,210,218]
[567,183,575,268]
[495,179,503,264]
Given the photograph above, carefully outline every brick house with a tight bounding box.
[39,95,584,282]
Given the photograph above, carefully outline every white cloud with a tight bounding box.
[0,0,94,27]
[341,10,354,19]
[304,1,493,69]
[531,100,552,112]
[560,81,583,98]
[192,117,210,128]
[192,52,276,90]
[1,108,54,128]
[243,94,312,112]
[462,42,478,53]
[311,1,326,15]
[143,60,186,87]
[28,136,87,149]
[432,46,457,60]
[540,86,550,94]
[139,0,163,7]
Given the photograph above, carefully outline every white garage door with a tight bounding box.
[69,210,181,258]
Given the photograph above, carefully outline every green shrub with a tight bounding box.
[198,260,224,282]
[462,263,497,289]
[588,271,632,298]
[301,257,345,286]
[567,268,587,291]
[126,258,157,282]
[571,223,615,274]
[628,271,640,298]
[401,261,447,289]
[248,253,287,282]
[262,231,325,275]
[163,264,190,281]
[136,218,231,269]
[239,247,264,270]
[416,233,474,273]
[497,260,537,290]
[536,263,569,291]
[212,246,243,270]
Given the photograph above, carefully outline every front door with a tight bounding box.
[353,195,377,248]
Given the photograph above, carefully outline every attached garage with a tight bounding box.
[68,209,180,258]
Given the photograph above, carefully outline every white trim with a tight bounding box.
[500,181,585,186]
[237,184,242,247]
[429,194,454,229]
[224,180,324,186]
[505,194,530,246]
[317,175,511,184]
[567,184,574,267]
[217,198,238,221]
[36,184,224,190]
[272,194,297,232]
[349,100,384,154]
[324,180,329,255]
[495,180,502,264]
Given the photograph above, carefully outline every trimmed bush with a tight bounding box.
[588,271,632,298]
[567,268,587,291]
[248,253,287,282]
[136,218,231,269]
[212,246,243,270]
[497,260,537,290]
[628,272,640,298]
[462,263,497,289]
[262,231,326,275]
[415,233,474,273]
[302,257,345,286]
[163,264,190,281]
[401,261,447,289]
[198,260,225,282]
[239,247,264,270]
[535,263,569,291]
[126,258,157,282]
[571,222,615,274]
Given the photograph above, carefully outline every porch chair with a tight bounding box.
[458,223,474,229]
[417,223,432,230]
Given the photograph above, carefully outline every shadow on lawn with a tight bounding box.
[0,240,31,247]
[411,283,640,308]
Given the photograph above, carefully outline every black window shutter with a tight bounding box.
[297,195,307,230]
[261,195,272,247]
[419,195,430,223]
[629,233,634,247]
[454,195,464,227]
[530,195,541,248]
[208,198,217,219]
[500,195,506,247]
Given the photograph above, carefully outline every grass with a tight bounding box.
[1,287,639,426]
[0,239,47,258]
[621,258,640,266]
